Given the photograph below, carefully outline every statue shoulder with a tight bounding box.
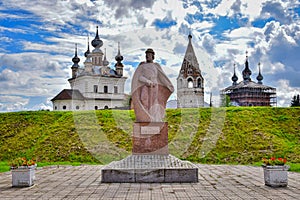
[154,62,163,69]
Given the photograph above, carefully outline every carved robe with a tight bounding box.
[131,62,174,122]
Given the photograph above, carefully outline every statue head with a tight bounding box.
[145,48,155,62]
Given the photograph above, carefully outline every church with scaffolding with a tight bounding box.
[221,53,276,107]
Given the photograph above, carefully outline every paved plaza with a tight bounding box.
[0,164,299,199]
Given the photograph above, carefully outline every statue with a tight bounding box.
[131,48,174,122]
[102,48,199,183]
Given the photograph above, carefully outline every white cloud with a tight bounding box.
[202,33,216,55]
[0,95,29,112]
[276,79,300,107]
[30,102,52,111]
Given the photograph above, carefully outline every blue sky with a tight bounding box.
[0,0,299,111]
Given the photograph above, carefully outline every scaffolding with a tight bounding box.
[221,81,277,107]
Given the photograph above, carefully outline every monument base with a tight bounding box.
[132,122,168,155]
[101,154,198,183]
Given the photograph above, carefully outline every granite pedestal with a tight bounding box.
[101,121,199,183]
[101,154,198,183]
[132,122,168,155]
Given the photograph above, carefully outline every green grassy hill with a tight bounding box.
[0,107,299,171]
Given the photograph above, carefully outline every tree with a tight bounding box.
[291,94,300,107]
[221,94,233,107]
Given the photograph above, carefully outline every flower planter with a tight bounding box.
[262,165,289,187]
[11,165,35,187]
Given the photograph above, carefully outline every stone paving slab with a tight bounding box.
[0,164,299,199]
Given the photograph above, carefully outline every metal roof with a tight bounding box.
[51,89,85,101]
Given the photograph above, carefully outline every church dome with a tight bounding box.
[91,26,103,48]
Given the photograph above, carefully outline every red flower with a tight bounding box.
[262,157,287,166]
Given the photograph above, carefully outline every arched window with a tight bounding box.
[197,78,202,88]
[187,65,193,74]
[95,106,98,110]
[187,78,193,88]
[63,105,66,110]
[104,105,109,109]
[94,85,98,93]
[104,86,108,93]
[76,106,80,110]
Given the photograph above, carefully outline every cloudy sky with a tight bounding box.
[0,0,299,112]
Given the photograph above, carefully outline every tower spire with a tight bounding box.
[84,36,90,57]
[115,42,123,62]
[177,32,204,108]
[71,43,80,78]
[231,63,238,85]
[91,26,103,48]
[72,43,80,65]
[179,33,200,78]
[103,48,109,66]
[188,31,192,43]
[115,42,124,77]
[242,51,252,81]
[256,62,263,84]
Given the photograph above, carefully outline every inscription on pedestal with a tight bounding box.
[132,122,168,155]
[141,126,160,135]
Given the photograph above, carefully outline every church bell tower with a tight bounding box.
[177,34,204,108]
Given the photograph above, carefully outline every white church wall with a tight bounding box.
[53,100,85,111]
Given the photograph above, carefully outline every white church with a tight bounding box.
[51,26,128,111]
[51,27,205,111]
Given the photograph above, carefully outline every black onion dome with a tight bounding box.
[256,63,263,82]
[115,42,123,62]
[84,37,90,57]
[84,49,90,57]
[232,73,238,82]
[257,72,263,81]
[231,64,238,82]
[242,55,252,81]
[115,53,123,62]
[91,26,103,48]
[72,55,80,64]
[72,44,80,64]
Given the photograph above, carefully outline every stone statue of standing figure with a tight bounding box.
[131,48,174,122]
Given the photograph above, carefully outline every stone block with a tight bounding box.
[165,168,198,183]
[135,169,165,183]
[101,169,135,183]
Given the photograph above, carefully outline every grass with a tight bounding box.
[288,163,300,172]
[0,161,10,173]
[0,107,299,173]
